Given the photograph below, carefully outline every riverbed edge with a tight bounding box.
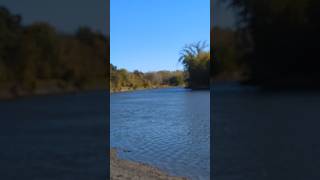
[110,148,188,180]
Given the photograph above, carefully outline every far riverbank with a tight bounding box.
[0,80,106,100]
[110,85,185,93]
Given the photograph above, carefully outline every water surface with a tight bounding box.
[212,83,320,180]
[0,91,107,179]
[111,88,210,180]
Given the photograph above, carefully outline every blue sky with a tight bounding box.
[111,0,210,72]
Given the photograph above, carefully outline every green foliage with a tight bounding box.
[0,6,107,92]
[224,0,320,87]
[179,42,210,89]
[212,27,249,81]
[18,23,59,84]
[0,7,22,82]
[110,65,185,92]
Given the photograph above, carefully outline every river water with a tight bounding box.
[0,91,108,179]
[2,83,319,180]
[111,88,210,180]
[212,82,320,180]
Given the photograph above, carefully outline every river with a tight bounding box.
[2,83,318,179]
[111,87,210,180]
[212,82,320,180]
[0,91,108,179]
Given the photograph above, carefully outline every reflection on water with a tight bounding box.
[111,88,210,180]
[213,83,320,180]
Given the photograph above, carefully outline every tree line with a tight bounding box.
[110,40,212,91]
[0,6,201,95]
[0,6,107,96]
[218,0,320,88]
[110,64,184,92]
[3,0,316,95]
[0,5,236,94]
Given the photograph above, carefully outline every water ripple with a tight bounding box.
[111,88,210,180]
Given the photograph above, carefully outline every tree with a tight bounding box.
[18,23,59,81]
[0,6,22,82]
[224,0,320,87]
[179,42,210,89]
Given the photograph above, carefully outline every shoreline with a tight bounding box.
[0,85,107,101]
[0,81,218,100]
[110,148,188,180]
[110,85,185,94]
[0,85,185,100]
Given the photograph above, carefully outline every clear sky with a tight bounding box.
[111,0,210,72]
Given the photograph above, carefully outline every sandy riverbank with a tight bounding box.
[110,149,188,180]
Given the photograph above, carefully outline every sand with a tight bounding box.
[110,149,188,180]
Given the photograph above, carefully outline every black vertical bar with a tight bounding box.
[210,0,214,179]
